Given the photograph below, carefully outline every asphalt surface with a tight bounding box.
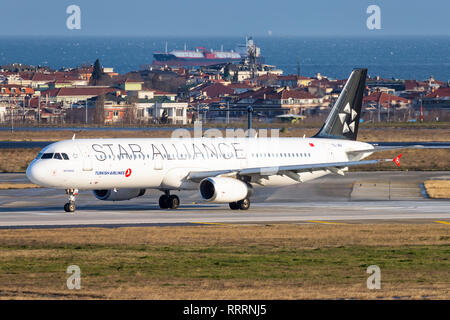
[0,171,449,228]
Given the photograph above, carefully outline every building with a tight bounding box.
[152,102,188,124]
[120,79,144,91]
[41,87,119,104]
[232,87,326,116]
[363,92,411,110]
[422,87,450,110]
[0,104,6,122]
[104,101,132,123]
[0,84,35,97]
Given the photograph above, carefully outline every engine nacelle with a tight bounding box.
[93,188,146,201]
[199,177,252,203]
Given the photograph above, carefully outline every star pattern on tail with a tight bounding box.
[339,102,357,134]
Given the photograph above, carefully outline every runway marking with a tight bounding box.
[307,220,348,225]
[434,221,450,225]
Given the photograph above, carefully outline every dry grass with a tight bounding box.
[0,224,448,300]
[0,148,40,173]
[0,183,41,189]
[351,149,450,171]
[424,180,450,199]
[1,127,450,141]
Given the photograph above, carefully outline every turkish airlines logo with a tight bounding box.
[125,168,132,177]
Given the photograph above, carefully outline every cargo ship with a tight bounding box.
[152,37,264,67]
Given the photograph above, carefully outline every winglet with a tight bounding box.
[393,154,403,167]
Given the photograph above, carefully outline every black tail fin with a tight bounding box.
[314,68,367,141]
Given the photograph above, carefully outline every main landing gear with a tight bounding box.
[64,189,78,213]
[229,198,250,210]
[159,190,180,209]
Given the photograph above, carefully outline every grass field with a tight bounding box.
[1,126,450,141]
[0,224,448,299]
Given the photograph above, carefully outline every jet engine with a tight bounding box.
[199,177,252,203]
[93,188,146,201]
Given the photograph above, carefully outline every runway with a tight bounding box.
[0,171,449,228]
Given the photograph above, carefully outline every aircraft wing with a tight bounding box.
[347,142,450,155]
[187,157,398,182]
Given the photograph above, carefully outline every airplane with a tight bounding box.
[25,68,448,213]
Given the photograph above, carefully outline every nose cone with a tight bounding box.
[26,160,47,186]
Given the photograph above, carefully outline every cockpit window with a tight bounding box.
[41,153,54,159]
[53,153,63,160]
[61,153,69,160]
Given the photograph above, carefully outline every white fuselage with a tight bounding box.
[26,137,373,191]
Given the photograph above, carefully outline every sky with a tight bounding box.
[1,0,449,37]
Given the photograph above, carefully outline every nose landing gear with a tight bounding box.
[64,189,78,213]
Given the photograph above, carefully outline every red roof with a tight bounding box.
[425,87,450,99]
[41,87,117,97]
[281,89,315,100]
[363,92,409,105]
[201,83,234,98]
[153,90,176,96]
[237,87,316,101]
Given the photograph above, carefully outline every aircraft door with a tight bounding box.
[77,143,93,171]
[154,154,163,170]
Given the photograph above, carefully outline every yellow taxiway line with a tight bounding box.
[434,221,450,225]
[307,220,348,225]
[191,222,230,226]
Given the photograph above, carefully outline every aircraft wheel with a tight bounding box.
[237,198,250,210]
[64,202,76,213]
[168,195,180,209]
[229,202,240,210]
[159,195,169,209]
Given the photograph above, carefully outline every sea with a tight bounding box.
[0,36,449,81]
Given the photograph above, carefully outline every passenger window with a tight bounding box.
[41,153,54,159]
[53,153,63,160]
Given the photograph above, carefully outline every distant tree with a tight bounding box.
[223,64,230,79]
[124,96,138,125]
[93,94,105,124]
[232,70,239,83]
[90,59,102,85]
[124,105,137,125]
[160,110,168,124]
[89,59,113,86]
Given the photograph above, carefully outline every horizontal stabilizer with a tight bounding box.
[347,142,450,155]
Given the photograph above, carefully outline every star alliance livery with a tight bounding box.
[26,69,446,212]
